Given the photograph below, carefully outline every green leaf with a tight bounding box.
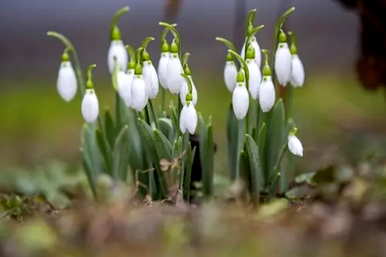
[103,109,116,148]
[112,126,130,181]
[183,145,196,201]
[257,122,267,181]
[153,129,173,159]
[227,104,243,181]
[245,134,264,202]
[95,128,112,175]
[199,114,214,197]
[81,123,103,198]
[265,100,286,185]
[158,117,175,141]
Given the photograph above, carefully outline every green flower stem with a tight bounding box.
[246,9,256,32]
[110,6,129,38]
[141,36,155,50]
[125,44,136,63]
[215,37,237,52]
[159,22,182,57]
[182,52,191,66]
[181,73,193,94]
[149,100,159,129]
[47,31,85,95]
[228,50,249,87]
[160,24,176,41]
[273,7,295,54]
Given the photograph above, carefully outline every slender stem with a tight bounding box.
[149,100,159,129]
[161,87,166,111]
[159,22,182,58]
[47,31,85,95]
[215,37,237,51]
[110,6,130,34]
[228,49,249,87]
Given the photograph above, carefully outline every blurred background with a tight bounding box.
[0,0,385,174]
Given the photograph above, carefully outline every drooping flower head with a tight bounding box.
[130,62,148,111]
[288,31,305,87]
[259,50,276,112]
[107,7,129,73]
[81,64,99,123]
[288,127,303,157]
[224,52,238,92]
[166,40,184,94]
[274,30,292,86]
[245,45,261,100]
[158,40,170,90]
[179,93,198,135]
[232,69,249,120]
[141,37,159,99]
[57,49,77,102]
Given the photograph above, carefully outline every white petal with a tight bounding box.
[179,103,197,134]
[143,61,159,99]
[180,76,198,106]
[247,59,261,100]
[57,61,77,102]
[232,83,249,120]
[288,135,303,157]
[117,71,133,107]
[274,43,292,86]
[241,36,261,67]
[81,89,99,123]
[107,40,128,73]
[167,54,184,94]
[224,61,237,92]
[290,55,305,87]
[259,76,275,112]
[130,75,148,111]
[157,53,169,89]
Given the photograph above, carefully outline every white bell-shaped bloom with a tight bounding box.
[179,102,198,134]
[130,74,148,111]
[81,89,99,123]
[180,76,198,106]
[274,43,292,86]
[143,60,159,99]
[259,76,275,112]
[247,59,261,100]
[232,82,249,120]
[107,40,128,73]
[224,61,237,92]
[241,36,261,67]
[290,54,305,87]
[166,53,184,94]
[57,61,77,102]
[116,70,133,107]
[158,52,169,89]
[288,134,303,157]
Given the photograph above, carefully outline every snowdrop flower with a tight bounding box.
[179,94,198,135]
[57,50,77,102]
[232,70,249,120]
[245,46,261,100]
[241,36,261,67]
[259,50,276,112]
[158,40,170,89]
[274,30,292,86]
[142,50,159,99]
[116,70,133,107]
[224,53,238,92]
[180,66,198,106]
[288,129,303,157]
[131,63,148,111]
[289,32,305,87]
[81,65,99,123]
[166,41,184,94]
[107,26,128,73]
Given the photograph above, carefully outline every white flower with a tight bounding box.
[81,89,99,123]
[179,102,198,134]
[166,53,184,94]
[274,42,292,86]
[290,54,305,87]
[180,76,198,106]
[288,134,303,157]
[259,76,275,112]
[224,61,237,92]
[107,40,128,73]
[241,36,261,67]
[130,74,148,111]
[247,59,261,100]
[157,52,169,89]
[143,60,159,99]
[232,82,249,120]
[116,70,133,107]
[57,61,77,102]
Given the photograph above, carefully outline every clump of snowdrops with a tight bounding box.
[217,7,305,201]
[48,6,305,204]
[48,6,214,202]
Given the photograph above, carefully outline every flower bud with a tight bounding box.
[57,55,77,102]
[158,52,169,89]
[224,58,237,92]
[143,60,159,99]
[179,101,198,134]
[166,53,184,94]
[107,40,128,73]
[81,89,99,123]
[259,76,275,112]
[288,133,303,157]
[180,76,198,106]
[131,73,148,111]
[246,58,261,100]
[116,70,133,107]
[232,71,249,120]
[290,54,305,87]
[274,41,292,86]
